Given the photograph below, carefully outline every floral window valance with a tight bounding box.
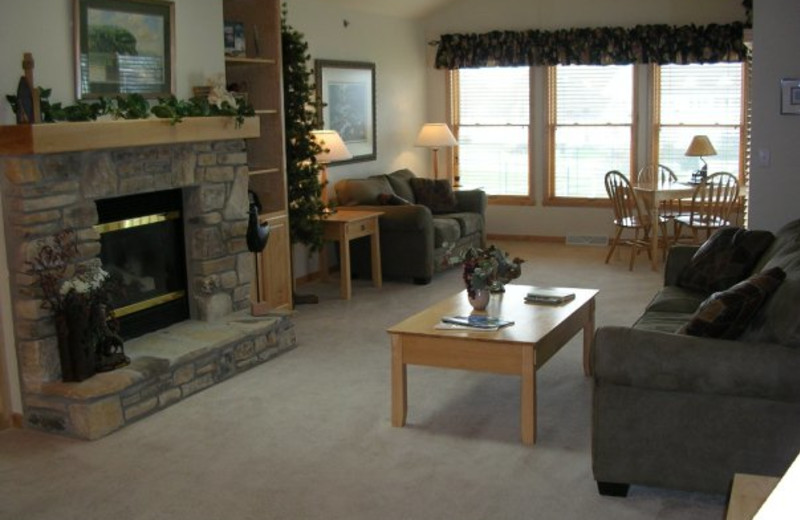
[434,22,748,69]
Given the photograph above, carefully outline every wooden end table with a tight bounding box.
[321,210,383,300]
[387,285,598,445]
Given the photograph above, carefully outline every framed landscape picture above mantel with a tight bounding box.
[74,0,175,99]
[315,60,376,164]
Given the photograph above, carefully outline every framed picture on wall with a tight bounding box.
[315,60,377,163]
[74,0,175,99]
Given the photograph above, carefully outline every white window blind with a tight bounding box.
[658,63,743,178]
[456,67,529,195]
[552,65,633,199]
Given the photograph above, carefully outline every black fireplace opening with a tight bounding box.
[95,189,190,340]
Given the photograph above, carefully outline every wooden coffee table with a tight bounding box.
[387,284,598,445]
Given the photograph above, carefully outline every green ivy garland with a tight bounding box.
[5,89,254,126]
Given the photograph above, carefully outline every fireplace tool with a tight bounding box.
[247,190,271,315]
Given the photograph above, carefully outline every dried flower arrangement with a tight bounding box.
[27,229,128,381]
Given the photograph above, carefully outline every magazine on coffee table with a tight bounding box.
[439,315,515,331]
[524,287,576,305]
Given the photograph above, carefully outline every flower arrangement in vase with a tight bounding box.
[27,229,128,382]
[462,245,524,310]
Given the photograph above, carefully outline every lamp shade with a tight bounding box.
[311,130,353,164]
[685,135,717,157]
[415,123,457,149]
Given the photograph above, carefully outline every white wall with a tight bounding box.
[0,0,224,126]
[0,0,226,416]
[421,0,747,239]
[283,0,429,276]
[749,0,800,232]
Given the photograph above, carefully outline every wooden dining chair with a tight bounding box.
[673,171,740,245]
[604,170,652,270]
[634,164,676,258]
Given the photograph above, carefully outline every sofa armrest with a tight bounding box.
[593,326,800,402]
[455,189,487,215]
[663,245,699,286]
[345,204,432,231]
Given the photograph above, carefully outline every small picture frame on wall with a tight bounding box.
[780,78,800,115]
[224,21,246,57]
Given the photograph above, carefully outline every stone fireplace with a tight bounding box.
[0,119,296,439]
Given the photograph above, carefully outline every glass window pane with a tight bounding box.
[658,62,742,180]
[459,67,529,125]
[458,126,528,195]
[554,126,631,198]
[457,67,530,196]
[556,65,633,124]
[660,63,742,125]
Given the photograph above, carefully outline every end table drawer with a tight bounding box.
[344,218,377,239]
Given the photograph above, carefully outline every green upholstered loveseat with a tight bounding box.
[592,219,800,496]
[333,169,487,284]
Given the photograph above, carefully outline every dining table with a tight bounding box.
[633,179,696,270]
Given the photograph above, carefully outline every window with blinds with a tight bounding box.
[550,65,634,199]
[657,63,743,179]
[455,67,530,196]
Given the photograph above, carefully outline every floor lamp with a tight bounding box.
[415,123,457,182]
[295,130,352,305]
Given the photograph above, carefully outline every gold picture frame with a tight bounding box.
[74,0,175,99]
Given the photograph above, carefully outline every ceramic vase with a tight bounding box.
[468,289,490,311]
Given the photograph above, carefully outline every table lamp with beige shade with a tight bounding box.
[685,135,717,181]
[311,130,352,212]
[415,123,457,181]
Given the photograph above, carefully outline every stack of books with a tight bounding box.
[437,315,515,331]
[524,287,575,305]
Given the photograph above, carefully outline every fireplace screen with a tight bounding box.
[95,189,189,339]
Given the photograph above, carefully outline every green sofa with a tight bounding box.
[592,219,800,496]
[333,169,487,284]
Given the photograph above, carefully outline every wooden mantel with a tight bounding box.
[0,116,260,155]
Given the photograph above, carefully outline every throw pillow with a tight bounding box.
[679,266,786,339]
[677,227,775,293]
[376,193,412,206]
[335,177,393,207]
[409,178,458,214]
[385,169,417,203]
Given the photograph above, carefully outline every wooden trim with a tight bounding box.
[488,195,533,206]
[0,116,260,155]
[543,196,611,208]
[488,234,565,243]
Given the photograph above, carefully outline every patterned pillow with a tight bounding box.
[677,227,775,293]
[679,266,786,339]
[409,178,458,214]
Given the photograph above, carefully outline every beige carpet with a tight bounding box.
[0,241,728,519]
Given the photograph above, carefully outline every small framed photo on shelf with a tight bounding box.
[780,78,800,115]
[224,21,246,57]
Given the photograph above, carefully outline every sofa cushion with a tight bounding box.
[376,193,412,206]
[335,177,394,207]
[385,169,417,203]
[676,227,775,293]
[438,212,483,237]
[432,217,461,248]
[410,178,458,214]
[740,219,800,347]
[645,286,708,314]
[633,311,695,334]
[679,266,786,339]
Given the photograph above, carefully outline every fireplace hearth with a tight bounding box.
[0,124,296,439]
